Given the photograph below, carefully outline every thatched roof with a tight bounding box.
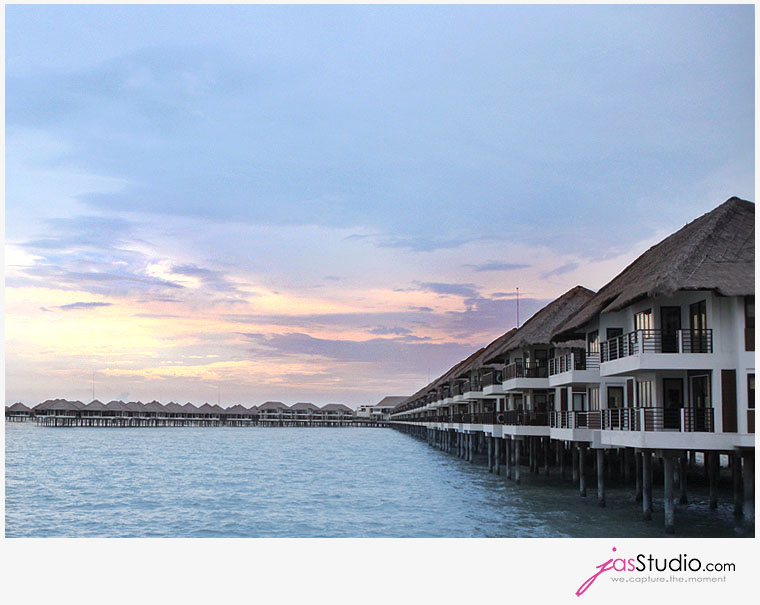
[555,197,755,340]
[124,401,144,412]
[181,403,199,413]
[41,399,85,411]
[258,401,288,411]
[482,286,596,363]
[291,402,320,411]
[164,402,184,413]
[85,400,109,411]
[373,396,408,408]
[143,400,164,413]
[321,403,353,412]
[7,402,32,413]
[105,400,126,410]
[452,328,519,378]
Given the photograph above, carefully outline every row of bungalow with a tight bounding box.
[7,399,357,427]
[389,197,755,533]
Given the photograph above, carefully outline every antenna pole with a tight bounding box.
[516,287,520,328]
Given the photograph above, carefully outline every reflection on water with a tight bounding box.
[4,423,752,538]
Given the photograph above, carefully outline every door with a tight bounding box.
[662,378,683,429]
[660,307,681,353]
[689,300,708,352]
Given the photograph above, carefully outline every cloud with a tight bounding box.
[58,301,113,310]
[540,262,580,279]
[463,261,530,272]
[416,282,480,298]
[368,326,413,335]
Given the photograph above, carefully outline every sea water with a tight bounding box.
[4,423,752,538]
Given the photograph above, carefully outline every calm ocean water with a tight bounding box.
[5,423,751,538]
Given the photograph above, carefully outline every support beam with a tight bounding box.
[494,438,500,475]
[742,450,754,522]
[505,437,512,480]
[663,456,675,534]
[487,436,493,472]
[572,446,579,485]
[732,452,743,518]
[544,437,550,476]
[708,452,719,510]
[642,450,652,521]
[635,452,642,502]
[679,455,688,505]
[514,439,521,485]
[578,445,587,497]
[597,449,606,507]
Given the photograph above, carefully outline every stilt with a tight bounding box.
[678,455,688,505]
[624,448,632,484]
[708,452,718,510]
[514,439,521,485]
[663,456,675,534]
[578,445,587,497]
[468,434,474,463]
[597,449,606,507]
[494,438,500,475]
[487,436,493,472]
[559,441,566,479]
[642,450,652,521]
[506,436,512,480]
[742,450,754,522]
[732,452,743,518]
[635,452,642,502]
[572,446,579,485]
[544,438,550,475]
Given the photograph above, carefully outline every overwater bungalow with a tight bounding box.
[389,197,755,532]
[5,402,33,422]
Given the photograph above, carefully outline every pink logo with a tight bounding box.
[576,547,635,596]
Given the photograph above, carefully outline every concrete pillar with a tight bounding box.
[624,448,632,484]
[487,436,493,472]
[544,438,550,476]
[732,452,743,518]
[505,436,512,480]
[559,441,566,479]
[663,456,675,534]
[642,450,653,521]
[494,438,500,475]
[742,450,754,522]
[572,446,579,485]
[708,452,718,510]
[679,455,688,505]
[597,449,606,507]
[635,452,643,502]
[578,446,587,497]
[514,439,521,485]
[468,434,474,463]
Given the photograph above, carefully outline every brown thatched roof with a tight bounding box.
[555,197,755,339]
[85,400,109,411]
[258,401,288,411]
[291,401,320,411]
[481,286,596,363]
[43,399,85,411]
[181,403,199,414]
[143,400,165,413]
[373,396,408,408]
[321,403,353,412]
[105,400,126,410]
[7,402,32,413]
[453,328,519,378]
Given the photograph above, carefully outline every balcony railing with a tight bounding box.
[504,361,548,380]
[601,329,713,362]
[548,352,600,376]
[549,407,714,432]
[481,370,503,387]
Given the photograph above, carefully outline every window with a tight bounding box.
[607,386,624,409]
[748,374,755,410]
[572,392,586,411]
[606,327,623,340]
[635,309,653,331]
[587,330,599,353]
[588,386,600,410]
[636,380,653,407]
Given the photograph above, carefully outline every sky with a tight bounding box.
[4,4,754,408]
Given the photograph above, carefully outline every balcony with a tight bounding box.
[548,352,600,386]
[599,329,714,375]
[502,361,549,390]
[550,407,714,432]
